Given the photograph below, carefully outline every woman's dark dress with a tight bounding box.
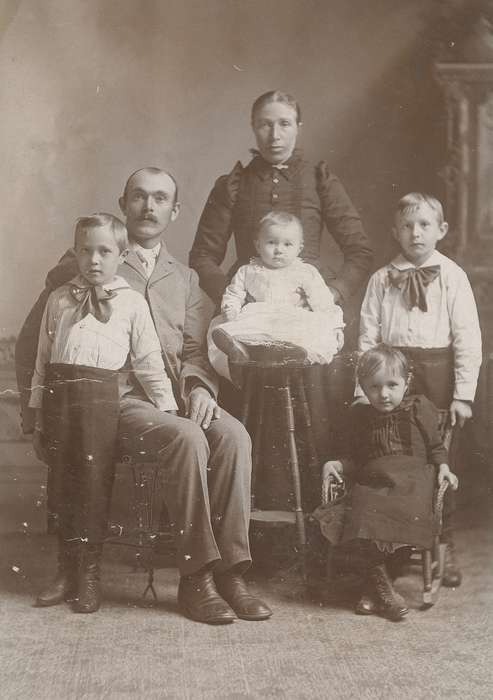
[189,150,372,509]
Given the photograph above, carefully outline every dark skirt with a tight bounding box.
[341,455,436,550]
[43,363,120,543]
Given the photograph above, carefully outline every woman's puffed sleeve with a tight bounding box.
[316,162,373,301]
[413,395,449,466]
[189,161,244,306]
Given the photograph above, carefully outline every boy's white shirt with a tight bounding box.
[29,274,178,412]
[357,250,482,401]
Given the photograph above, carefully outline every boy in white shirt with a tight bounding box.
[30,213,177,614]
[358,192,482,590]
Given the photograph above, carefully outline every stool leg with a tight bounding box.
[251,368,265,511]
[240,367,254,426]
[293,370,319,470]
[423,549,433,606]
[280,375,306,573]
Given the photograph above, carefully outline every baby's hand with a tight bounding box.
[327,286,342,305]
[438,464,459,491]
[224,308,240,322]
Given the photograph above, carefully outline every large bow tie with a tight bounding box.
[388,265,440,312]
[69,284,117,324]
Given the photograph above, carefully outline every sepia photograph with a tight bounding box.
[1,1,492,698]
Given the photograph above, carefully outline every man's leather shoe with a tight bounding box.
[442,543,462,588]
[178,570,236,624]
[215,572,272,621]
[35,572,73,607]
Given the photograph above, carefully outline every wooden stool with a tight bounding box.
[233,358,321,571]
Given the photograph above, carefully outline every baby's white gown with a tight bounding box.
[208,258,345,380]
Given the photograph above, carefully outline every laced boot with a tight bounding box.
[355,581,377,616]
[370,564,408,621]
[442,539,462,588]
[73,544,103,614]
[35,537,78,607]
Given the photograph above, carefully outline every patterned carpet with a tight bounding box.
[1,441,493,700]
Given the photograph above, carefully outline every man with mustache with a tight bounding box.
[16,167,272,625]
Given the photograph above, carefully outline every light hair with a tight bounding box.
[122,167,179,205]
[257,211,304,240]
[395,192,445,225]
[251,90,302,125]
[357,344,410,386]
[74,213,128,253]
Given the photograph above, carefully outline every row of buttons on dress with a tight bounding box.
[272,174,280,203]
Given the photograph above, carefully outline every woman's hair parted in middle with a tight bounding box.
[357,344,411,385]
[251,90,302,125]
[256,211,304,239]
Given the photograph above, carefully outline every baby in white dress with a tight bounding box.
[209,211,344,381]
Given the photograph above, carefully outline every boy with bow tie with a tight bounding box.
[357,192,482,593]
[30,213,177,614]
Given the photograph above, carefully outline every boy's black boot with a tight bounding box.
[35,536,78,607]
[74,544,103,613]
[355,582,377,615]
[370,564,408,621]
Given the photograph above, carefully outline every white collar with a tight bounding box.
[69,274,131,291]
[250,256,305,270]
[132,241,162,260]
[390,250,442,271]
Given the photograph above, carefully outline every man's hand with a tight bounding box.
[449,399,472,428]
[187,387,221,430]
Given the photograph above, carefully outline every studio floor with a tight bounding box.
[1,438,493,700]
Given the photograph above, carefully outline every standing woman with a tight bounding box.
[189,90,373,511]
[189,90,373,310]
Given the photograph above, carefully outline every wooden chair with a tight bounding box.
[322,409,455,607]
[105,450,175,602]
[415,410,453,608]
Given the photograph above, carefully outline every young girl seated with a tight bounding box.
[208,211,344,381]
[30,213,177,614]
[318,344,458,621]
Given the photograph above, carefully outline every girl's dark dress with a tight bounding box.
[339,394,448,550]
